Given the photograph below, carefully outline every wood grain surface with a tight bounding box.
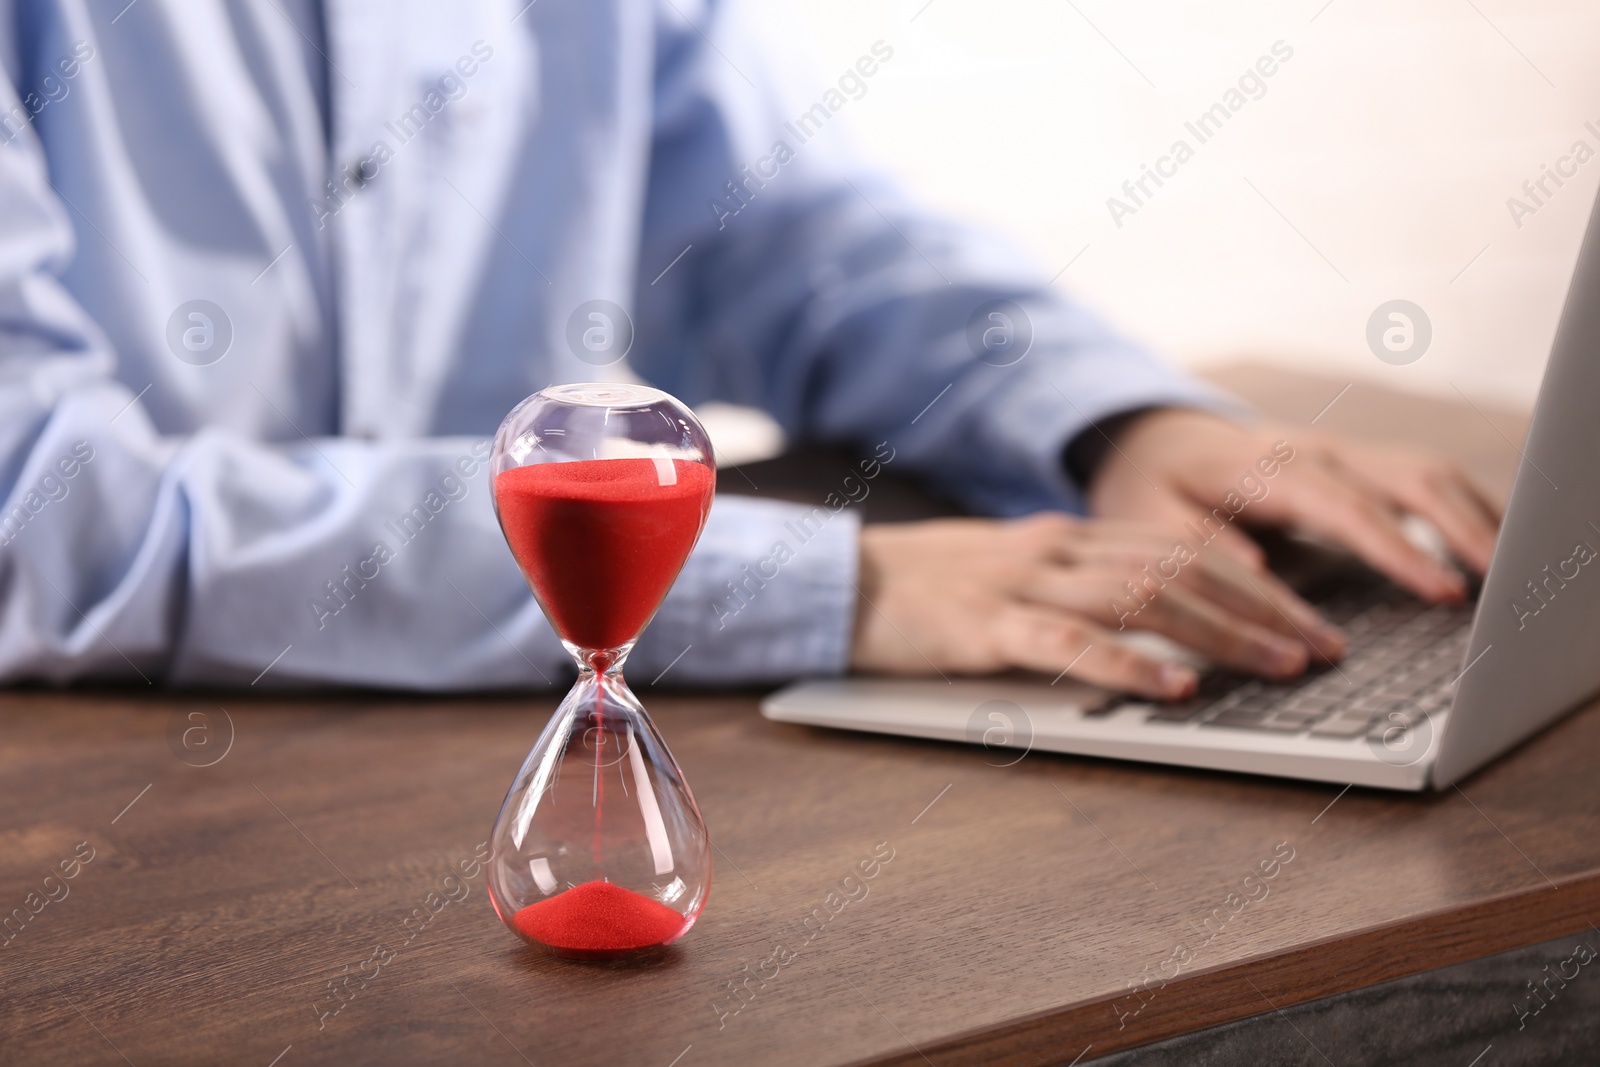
[5,368,1593,1067]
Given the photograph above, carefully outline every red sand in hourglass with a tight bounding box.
[494,457,714,651]
[511,880,690,953]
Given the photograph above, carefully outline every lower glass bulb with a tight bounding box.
[485,668,712,959]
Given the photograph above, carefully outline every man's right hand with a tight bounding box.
[849,514,1347,700]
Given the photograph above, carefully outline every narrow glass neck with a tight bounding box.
[564,640,634,677]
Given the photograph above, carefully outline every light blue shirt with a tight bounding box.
[0,0,1228,689]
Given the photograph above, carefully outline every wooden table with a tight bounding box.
[5,368,1595,1067]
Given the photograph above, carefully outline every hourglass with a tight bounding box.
[485,383,715,959]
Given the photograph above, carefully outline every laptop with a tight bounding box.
[761,190,1600,792]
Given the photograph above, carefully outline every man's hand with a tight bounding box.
[850,514,1347,699]
[847,408,1502,695]
[1084,409,1501,602]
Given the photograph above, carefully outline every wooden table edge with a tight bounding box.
[846,871,1600,1067]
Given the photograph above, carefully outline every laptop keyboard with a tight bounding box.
[1101,575,1476,742]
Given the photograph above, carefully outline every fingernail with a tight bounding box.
[1262,636,1307,674]
[1160,664,1198,698]
[1313,622,1347,656]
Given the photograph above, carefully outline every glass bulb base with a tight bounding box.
[485,664,712,960]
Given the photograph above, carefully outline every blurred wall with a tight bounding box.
[772,0,1600,410]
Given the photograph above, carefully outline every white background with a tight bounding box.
[768,0,1600,410]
